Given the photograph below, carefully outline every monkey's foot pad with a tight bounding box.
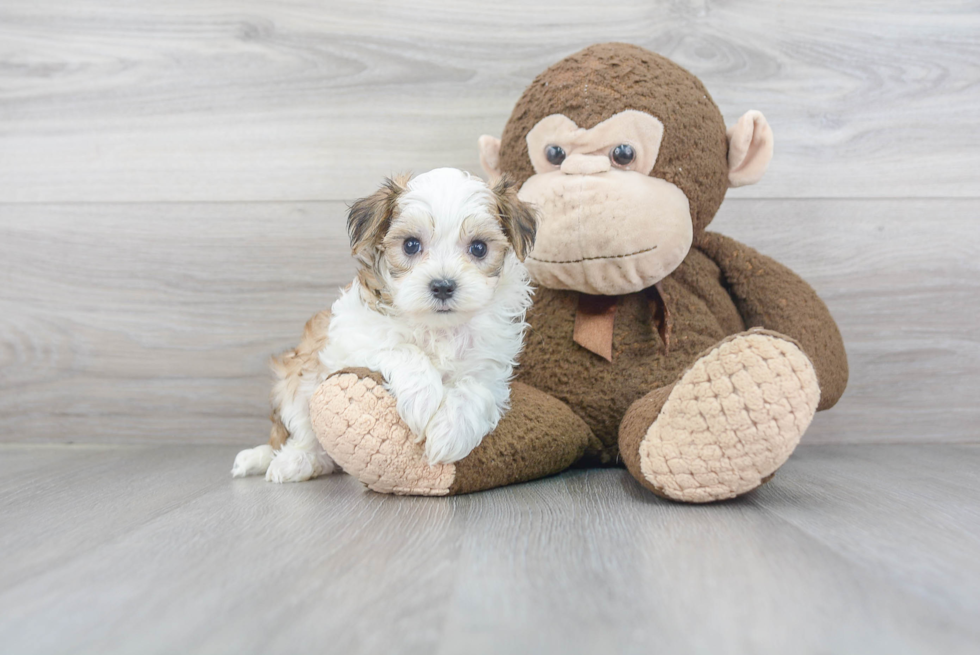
[310,369,454,496]
[641,332,820,503]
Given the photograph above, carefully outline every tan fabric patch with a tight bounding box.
[573,294,617,361]
[727,110,774,188]
[309,372,455,496]
[524,111,665,176]
[519,172,693,295]
[638,332,820,503]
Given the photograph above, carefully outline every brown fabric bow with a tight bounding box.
[572,282,672,362]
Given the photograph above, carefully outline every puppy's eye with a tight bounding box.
[403,238,421,255]
[468,240,488,259]
[611,144,635,166]
[545,145,566,166]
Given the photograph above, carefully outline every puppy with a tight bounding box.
[232,168,537,483]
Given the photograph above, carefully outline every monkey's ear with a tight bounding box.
[727,110,774,188]
[347,175,408,263]
[492,176,537,261]
[479,135,503,180]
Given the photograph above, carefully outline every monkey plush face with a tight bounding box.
[479,43,774,296]
[516,110,691,295]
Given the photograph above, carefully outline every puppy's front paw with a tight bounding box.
[423,392,493,465]
[392,377,445,442]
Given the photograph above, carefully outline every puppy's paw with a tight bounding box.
[265,447,336,483]
[231,444,274,477]
[392,377,445,442]
[423,392,493,465]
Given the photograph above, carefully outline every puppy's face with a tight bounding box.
[348,168,536,325]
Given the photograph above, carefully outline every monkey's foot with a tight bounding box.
[310,369,597,496]
[619,330,820,503]
[309,368,455,496]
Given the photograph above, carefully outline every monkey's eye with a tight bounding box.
[611,144,635,166]
[545,145,566,166]
[403,238,422,255]
[468,240,488,259]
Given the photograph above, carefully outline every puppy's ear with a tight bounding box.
[347,175,409,263]
[347,175,409,266]
[491,176,537,262]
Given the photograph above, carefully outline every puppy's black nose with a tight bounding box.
[429,279,456,301]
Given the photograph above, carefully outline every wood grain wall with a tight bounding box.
[2,0,978,445]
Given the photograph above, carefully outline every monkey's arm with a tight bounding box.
[696,231,848,410]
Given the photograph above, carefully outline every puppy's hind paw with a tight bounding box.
[265,447,335,483]
[231,444,274,478]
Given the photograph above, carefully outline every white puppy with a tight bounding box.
[232,168,537,483]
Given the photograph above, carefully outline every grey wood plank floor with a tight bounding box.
[1,444,978,655]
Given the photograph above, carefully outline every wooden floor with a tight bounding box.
[1,443,978,655]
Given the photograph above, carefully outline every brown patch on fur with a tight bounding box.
[491,176,537,261]
[459,214,510,277]
[381,210,434,280]
[267,309,333,448]
[347,175,411,310]
[269,413,290,450]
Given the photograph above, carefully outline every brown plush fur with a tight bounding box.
[449,382,602,494]
[517,246,749,459]
[513,233,849,463]
[695,232,849,410]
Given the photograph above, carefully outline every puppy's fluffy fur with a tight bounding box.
[232,168,537,483]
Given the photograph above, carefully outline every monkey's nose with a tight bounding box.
[429,279,456,301]
[560,153,610,175]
